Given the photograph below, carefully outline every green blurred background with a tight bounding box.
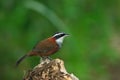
[0,0,120,80]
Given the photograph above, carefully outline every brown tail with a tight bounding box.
[16,55,28,67]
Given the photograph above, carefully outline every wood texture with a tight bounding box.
[23,59,79,80]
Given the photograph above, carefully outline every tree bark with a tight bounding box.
[23,58,79,80]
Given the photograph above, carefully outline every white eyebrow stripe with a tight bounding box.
[53,33,64,37]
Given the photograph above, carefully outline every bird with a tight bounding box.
[16,32,69,66]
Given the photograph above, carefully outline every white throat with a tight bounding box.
[55,36,66,48]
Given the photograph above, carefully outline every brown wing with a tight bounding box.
[32,38,59,56]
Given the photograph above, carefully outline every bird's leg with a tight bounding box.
[46,56,52,60]
[40,56,52,63]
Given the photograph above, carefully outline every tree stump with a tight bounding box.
[23,58,79,80]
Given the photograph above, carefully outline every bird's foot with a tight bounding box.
[40,56,52,63]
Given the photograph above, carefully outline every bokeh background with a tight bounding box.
[0,0,120,80]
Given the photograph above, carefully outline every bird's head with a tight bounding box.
[53,32,69,47]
